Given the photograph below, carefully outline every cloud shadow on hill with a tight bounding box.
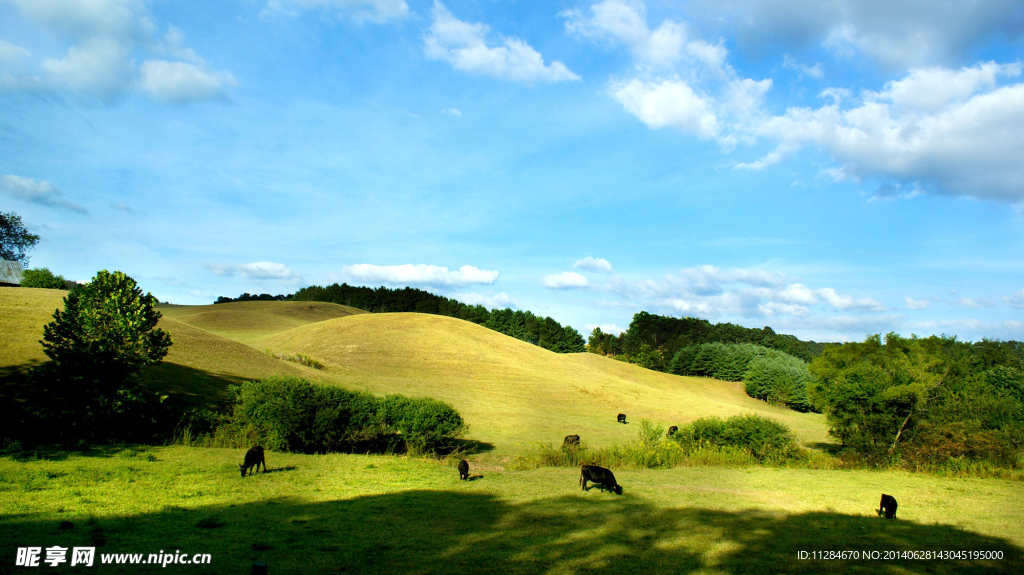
[2,489,1019,574]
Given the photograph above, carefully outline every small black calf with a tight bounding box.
[580,464,623,495]
[458,459,469,481]
[877,494,898,519]
[563,434,581,447]
[667,425,678,436]
[240,446,265,477]
[617,413,627,424]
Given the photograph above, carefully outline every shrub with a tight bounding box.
[216,376,464,455]
[20,267,68,289]
[671,414,800,462]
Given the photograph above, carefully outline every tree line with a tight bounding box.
[808,333,1024,468]
[217,284,587,354]
[587,311,831,367]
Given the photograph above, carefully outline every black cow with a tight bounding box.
[240,446,265,477]
[458,459,469,481]
[877,494,897,519]
[580,464,623,495]
[563,435,581,447]
[667,426,678,437]
[617,413,627,424]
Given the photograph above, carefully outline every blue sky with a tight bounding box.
[2,0,1023,343]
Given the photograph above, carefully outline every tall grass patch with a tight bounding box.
[518,416,803,470]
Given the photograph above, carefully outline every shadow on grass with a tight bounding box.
[259,466,298,474]
[1,490,1019,575]
[448,438,495,455]
[138,362,249,406]
[807,441,845,455]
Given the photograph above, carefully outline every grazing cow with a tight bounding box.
[563,435,581,447]
[240,446,266,477]
[580,464,623,495]
[617,413,627,424]
[667,426,678,437]
[877,494,898,519]
[458,459,469,481]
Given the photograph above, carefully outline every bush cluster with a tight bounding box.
[208,376,465,455]
[670,414,801,462]
[669,343,814,411]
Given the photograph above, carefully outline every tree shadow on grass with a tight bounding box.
[1,490,1019,575]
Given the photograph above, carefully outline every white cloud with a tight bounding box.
[783,54,823,79]
[0,40,31,65]
[610,76,719,139]
[442,108,462,117]
[343,263,499,286]
[204,261,302,282]
[455,291,513,309]
[574,256,613,273]
[777,283,817,305]
[904,296,930,310]
[686,0,1024,69]
[264,0,409,23]
[542,271,590,289]
[424,1,580,84]
[139,60,236,104]
[750,63,1024,203]
[1,174,87,213]
[816,287,886,312]
[41,37,134,100]
[4,0,234,104]
[562,0,726,70]
[585,323,626,335]
[1005,289,1024,309]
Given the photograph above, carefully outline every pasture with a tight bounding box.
[3,290,1022,573]
[1,446,1021,574]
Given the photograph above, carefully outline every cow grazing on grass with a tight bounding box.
[617,413,627,424]
[667,426,678,437]
[877,494,897,519]
[240,446,266,477]
[563,435,581,447]
[580,465,623,495]
[458,459,469,481]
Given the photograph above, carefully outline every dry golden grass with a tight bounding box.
[156,300,365,346]
[139,317,318,404]
[0,289,317,405]
[2,291,830,455]
[0,287,66,369]
[264,313,831,455]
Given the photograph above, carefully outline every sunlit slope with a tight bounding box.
[140,317,317,404]
[0,288,314,403]
[265,313,830,450]
[0,287,66,369]
[156,300,366,346]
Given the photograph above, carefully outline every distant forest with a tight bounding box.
[215,284,586,354]
[588,311,831,368]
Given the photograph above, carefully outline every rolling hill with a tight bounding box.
[262,312,830,452]
[1,288,830,454]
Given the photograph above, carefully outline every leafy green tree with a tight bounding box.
[32,270,172,441]
[20,267,69,289]
[0,211,40,266]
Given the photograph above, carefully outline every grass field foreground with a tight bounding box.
[1,446,1021,574]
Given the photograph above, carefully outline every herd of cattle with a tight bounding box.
[237,413,898,518]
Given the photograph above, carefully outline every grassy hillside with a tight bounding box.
[0,287,66,370]
[0,288,318,406]
[2,446,1021,574]
[2,290,828,454]
[263,313,830,453]
[156,300,365,346]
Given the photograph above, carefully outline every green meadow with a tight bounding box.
[2,447,1022,574]
[2,287,1023,573]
